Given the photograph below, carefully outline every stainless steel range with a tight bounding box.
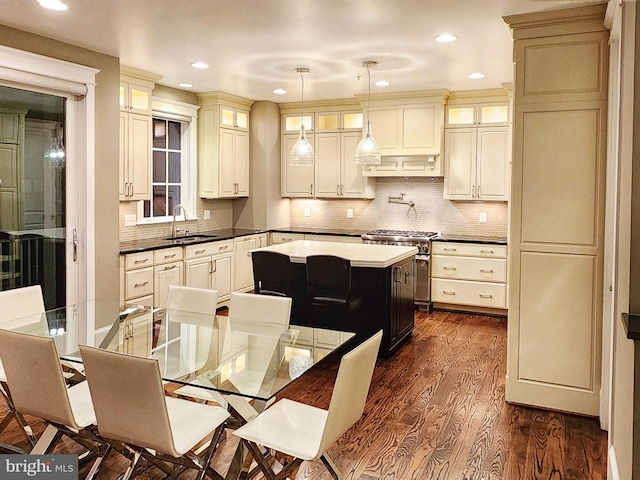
[361,229,441,311]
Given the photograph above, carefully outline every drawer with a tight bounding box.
[432,242,506,258]
[184,239,234,260]
[270,232,305,244]
[124,251,153,270]
[154,247,183,264]
[432,256,506,282]
[303,234,362,244]
[432,278,506,309]
[125,267,154,300]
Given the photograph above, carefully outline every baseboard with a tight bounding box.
[609,445,620,480]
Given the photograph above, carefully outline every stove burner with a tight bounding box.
[365,229,440,239]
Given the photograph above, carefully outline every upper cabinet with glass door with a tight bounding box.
[446,102,510,128]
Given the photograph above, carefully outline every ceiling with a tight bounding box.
[0,0,602,103]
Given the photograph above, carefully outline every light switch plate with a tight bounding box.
[347,208,354,218]
[479,212,487,223]
[204,210,211,220]
[124,214,137,226]
[304,208,311,217]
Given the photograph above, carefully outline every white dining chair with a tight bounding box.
[79,345,230,480]
[0,329,108,478]
[166,285,219,314]
[233,330,382,480]
[0,285,46,450]
[229,291,292,325]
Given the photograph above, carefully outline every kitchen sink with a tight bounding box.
[164,234,218,243]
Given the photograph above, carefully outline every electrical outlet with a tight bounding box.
[347,208,354,219]
[479,212,487,223]
[204,210,211,220]
[304,208,311,217]
[124,214,137,226]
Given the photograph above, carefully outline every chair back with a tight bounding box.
[229,292,292,325]
[318,330,382,455]
[166,285,218,315]
[0,329,82,429]
[306,255,351,305]
[0,285,45,326]
[79,345,181,457]
[252,250,293,297]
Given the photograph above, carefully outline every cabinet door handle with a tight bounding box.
[73,228,78,262]
[443,290,456,295]
[404,272,411,284]
[134,281,149,288]
[218,245,229,250]
[337,184,340,195]
[477,185,481,197]
[340,184,344,195]
[211,260,216,273]
[310,184,313,195]
[164,254,177,259]
[195,249,206,255]
[282,237,292,241]
[443,266,457,271]
[480,249,494,254]
[472,185,476,198]
[480,269,494,273]
[163,265,176,270]
[479,294,494,299]
[133,259,149,264]
[443,248,457,252]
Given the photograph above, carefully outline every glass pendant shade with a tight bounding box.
[355,121,381,165]
[290,124,314,166]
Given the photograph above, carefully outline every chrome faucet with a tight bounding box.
[172,204,189,237]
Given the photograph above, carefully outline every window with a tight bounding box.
[138,98,198,223]
[143,118,184,219]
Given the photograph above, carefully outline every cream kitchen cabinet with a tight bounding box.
[281,132,315,197]
[444,126,510,201]
[184,239,234,305]
[153,247,184,308]
[314,131,375,198]
[444,92,511,201]
[431,241,507,312]
[197,93,253,199]
[119,69,157,201]
[122,251,154,307]
[234,233,268,292]
[116,308,152,357]
[0,112,20,144]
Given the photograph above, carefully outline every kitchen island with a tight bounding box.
[250,240,418,355]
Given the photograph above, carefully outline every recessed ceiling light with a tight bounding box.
[37,0,68,10]
[468,72,485,79]
[273,88,287,95]
[375,80,390,87]
[191,61,209,69]
[178,83,193,88]
[435,34,457,43]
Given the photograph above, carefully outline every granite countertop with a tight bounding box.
[269,227,368,237]
[119,228,268,254]
[252,240,417,268]
[434,234,508,245]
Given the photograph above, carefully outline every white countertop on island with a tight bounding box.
[251,240,418,268]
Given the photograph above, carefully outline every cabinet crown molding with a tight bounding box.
[503,3,608,40]
[196,91,254,109]
[355,89,449,107]
[279,98,360,114]
[447,88,511,105]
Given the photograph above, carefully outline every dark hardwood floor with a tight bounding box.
[0,310,607,479]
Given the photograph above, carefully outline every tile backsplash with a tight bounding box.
[290,177,508,237]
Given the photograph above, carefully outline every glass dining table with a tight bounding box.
[3,299,355,477]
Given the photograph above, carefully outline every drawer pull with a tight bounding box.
[134,281,149,288]
[443,290,456,295]
[443,266,457,271]
[443,248,457,252]
[195,249,206,255]
[218,245,229,250]
[164,254,177,259]
[283,237,292,241]
[480,269,494,273]
[133,259,149,264]
[163,265,176,271]
[479,294,494,299]
[480,249,494,254]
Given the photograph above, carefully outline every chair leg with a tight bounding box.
[242,440,303,480]
[320,453,343,480]
[0,382,37,447]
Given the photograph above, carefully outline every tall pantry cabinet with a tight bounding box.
[503,4,608,416]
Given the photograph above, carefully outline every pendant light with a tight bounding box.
[290,67,314,166]
[355,61,381,165]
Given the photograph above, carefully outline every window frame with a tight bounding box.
[137,98,199,224]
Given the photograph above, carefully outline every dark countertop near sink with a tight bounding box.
[434,234,508,245]
[269,227,368,238]
[119,228,268,254]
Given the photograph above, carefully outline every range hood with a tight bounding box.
[361,154,442,177]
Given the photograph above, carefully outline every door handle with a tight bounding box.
[73,228,78,262]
